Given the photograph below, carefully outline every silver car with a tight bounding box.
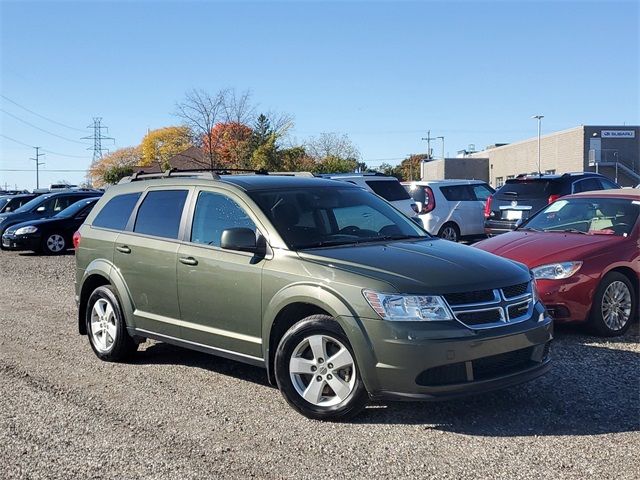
[403,179,494,242]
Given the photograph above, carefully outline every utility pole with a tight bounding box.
[436,136,445,160]
[421,130,436,159]
[82,117,115,162]
[531,115,544,175]
[30,146,45,189]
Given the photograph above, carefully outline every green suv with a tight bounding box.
[75,171,552,420]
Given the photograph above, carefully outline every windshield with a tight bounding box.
[53,198,96,218]
[0,197,10,210]
[13,194,51,213]
[249,186,428,249]
[522,197,639,236]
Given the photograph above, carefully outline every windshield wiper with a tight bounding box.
[549,228,588,235]
[518,227,540,232]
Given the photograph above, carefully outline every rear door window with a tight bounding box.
[93,193,142,230]
[134,190,188,239]
[365,180,411,201]
[573,178,603,193]
[440,185,474,201]
[498,180,561,198]
[599,178,620,190]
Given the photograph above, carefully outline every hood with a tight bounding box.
[474,231,618,267]
[4,216,67,233]
[298,238,530,294]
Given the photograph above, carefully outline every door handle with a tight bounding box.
[116,245,131,254]
[179,256,198,266]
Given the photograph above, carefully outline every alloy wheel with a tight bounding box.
[601,281,632,331]
[440,226,458,241]
[289,334,356,407]
[46,234,65,253]
[90,298,117,353]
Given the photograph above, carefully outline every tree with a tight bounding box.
[278,146,315,172]
[397,154,425,181]
[251,133,280,171]
[313,155,359,174]
[103,165,135,185]
[204,122,254,169]
[88,146,141,187]
[140,126,193,170]
[306,133,360,163]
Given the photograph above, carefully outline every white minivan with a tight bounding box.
[403,179,494,242]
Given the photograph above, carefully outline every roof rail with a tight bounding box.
[269,171,316,177]
[119,168,222,184]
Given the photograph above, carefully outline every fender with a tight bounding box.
[262,282,379,391]
[80,258,137,330]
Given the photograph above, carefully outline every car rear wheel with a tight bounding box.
[274,315,368,420]
[438,222,460,242]
[43,233,66,254]
[589,272,637,336]
[86,285,137,361]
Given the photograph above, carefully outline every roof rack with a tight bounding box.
[119,167,272,184]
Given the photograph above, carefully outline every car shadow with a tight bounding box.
[128,325,639,436]
[18,250,75,257]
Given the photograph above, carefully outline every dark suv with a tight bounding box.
[0,190,102,239]
[484,172,620,236]
[75,170,552,420]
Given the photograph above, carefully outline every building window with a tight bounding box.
[495,177,504,187]
[545,169,556,175]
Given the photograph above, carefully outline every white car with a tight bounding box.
[318,173,418,217]
[403,179,495,242]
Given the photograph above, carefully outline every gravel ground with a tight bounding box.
[0,250,638,480]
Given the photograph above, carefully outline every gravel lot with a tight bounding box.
[1,250,638,479]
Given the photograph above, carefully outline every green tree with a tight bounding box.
[103,165,135,185]
[88,146,141,187]
[251,133,281,171]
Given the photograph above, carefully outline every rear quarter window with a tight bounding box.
[498,180,562,197]
[365,180,411,201]
[92,193,141,231]
[440,185,474,201]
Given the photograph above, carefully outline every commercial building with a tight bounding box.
[421,125,640,187]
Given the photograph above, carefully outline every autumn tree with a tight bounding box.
[141,126,193,170]
[205,122,254,169]
[397,154,425,181]
[88,146,141,187]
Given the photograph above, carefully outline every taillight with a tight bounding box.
[422,187,436,214]
[72,231,81,249]
[484,195,493,218]
[548,194,561,204]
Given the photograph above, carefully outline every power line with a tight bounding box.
[0,109,90,145]
[29,147,46,189]
[0,168,88,172]
[82,117,115,161]
[0,94,86,132]
[0,133,88,159]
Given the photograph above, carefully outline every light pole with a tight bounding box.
[436,136,445,160]
[531,115,544,175]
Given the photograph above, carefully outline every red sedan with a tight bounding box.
[475,189,639,336]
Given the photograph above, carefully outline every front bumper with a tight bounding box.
[1,232,41,251]
[536,277,593,324]
[349,302,553,401]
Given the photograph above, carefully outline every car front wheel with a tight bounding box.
[589,272,637,336]
[43,233,66,254]
[274,315,368,420]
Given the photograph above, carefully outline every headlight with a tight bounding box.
[15,226,38,235]
[532,262,582,280]
[363,290,453,321]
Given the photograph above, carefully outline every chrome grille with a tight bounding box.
[446,281,533,329]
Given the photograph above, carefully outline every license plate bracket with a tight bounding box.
[504,210,523,220]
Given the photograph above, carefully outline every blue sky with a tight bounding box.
[1,0,638,189]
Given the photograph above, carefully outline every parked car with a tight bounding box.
[0,193,40,214]
[2,197,100,254]
[75,171,552,420]
[317,173,418,217]
[403,180,495,242]
[484,172,620,236]
[0,190,102,240]
[476,189,639,336]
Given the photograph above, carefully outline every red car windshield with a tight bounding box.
[521,198,639,236]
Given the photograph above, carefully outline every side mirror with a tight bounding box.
[414,201,423,213]
[4,207,11,212]
[220,228,259,253]
[35,206,46,213]
[515,218,524,228]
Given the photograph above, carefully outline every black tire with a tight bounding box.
[438,222,460,242]
[588,272,637,337]
[42,233,67,255]
[274,315,368,421]
[86,285,137,361]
